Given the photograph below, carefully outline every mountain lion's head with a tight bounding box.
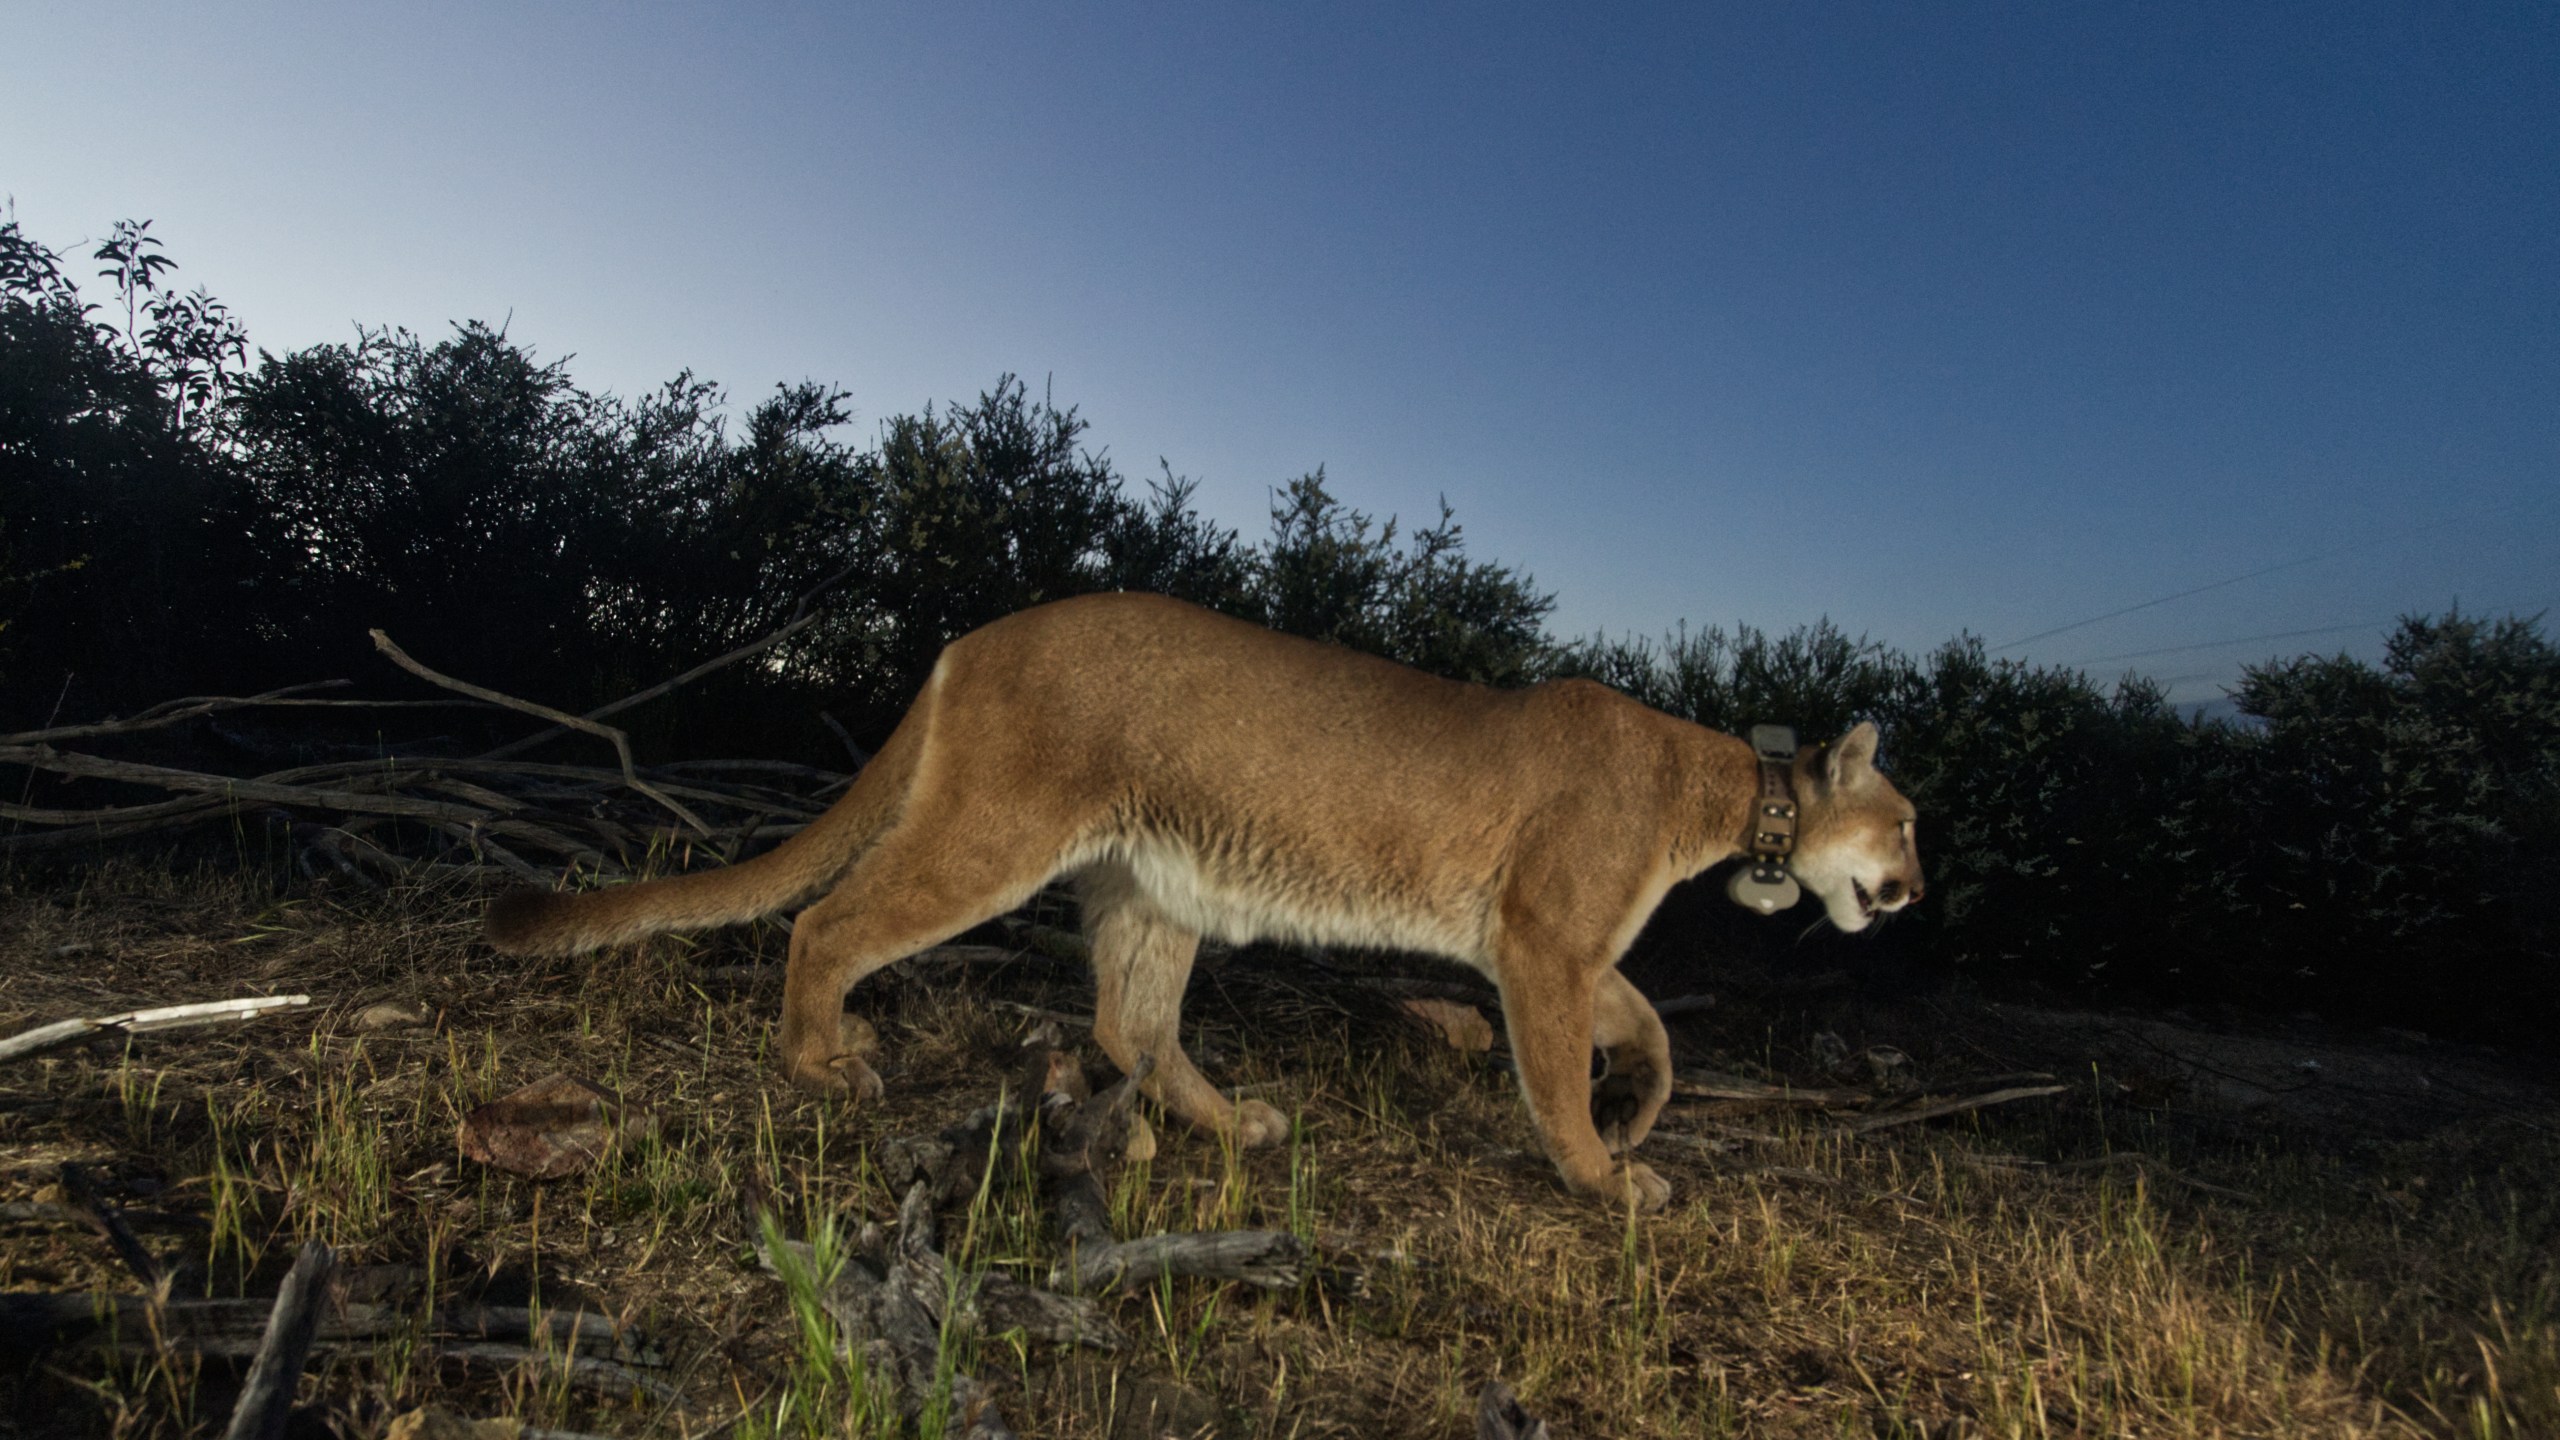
[1786,722,1924,933]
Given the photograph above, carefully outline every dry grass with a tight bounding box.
[0,861,2554,1438]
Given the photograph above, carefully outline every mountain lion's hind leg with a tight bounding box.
[1590,969,1672,1156]
[777,823,1057,1100]
[1084,888,1287,1148]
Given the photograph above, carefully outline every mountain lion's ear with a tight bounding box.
[1821,722,1881,787]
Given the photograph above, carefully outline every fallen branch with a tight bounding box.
[1735,1166,1930,1209]
[1846,1084,2067,1135]
[220,1239,335,1440]
[1962,1149,2258,1203]
[61,1163,162,1296]
[0,746,499,826]
[434,1342,678,1403]
[0,682,351,747]
[1052,1230,1314,1293]
[0,649,852,880]
[1476,1380,1552,1440]
[757,1182,1029,1439]
[876,1048,1342,1297]
[1670,1069,1872,1108]
[0,994,312,1063]
[369,631,711,836]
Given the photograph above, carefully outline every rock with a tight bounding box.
[458,1074,655,1179]
[1398,997,1494,1053]
[1811,1030,1851,1073]
[354,1001,431,1031]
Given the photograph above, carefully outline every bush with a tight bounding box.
[6,211,2555,1045]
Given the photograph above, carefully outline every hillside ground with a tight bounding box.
[0,861,2554,1438]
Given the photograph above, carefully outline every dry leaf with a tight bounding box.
[458,1073,655,1179]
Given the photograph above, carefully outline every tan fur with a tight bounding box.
[484,593,1924,1208]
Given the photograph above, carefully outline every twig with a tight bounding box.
[220,1238,335,1440]
[1846,1085,2067,1135]
[1963,1150,2259,1203]
[1737,1165,1930,1209]
[368,630,710,836]
[480,561,856,763]
[1669,1069,1871,1108]
[1640,1129,1741,1159]
[817,710,873,769]
[0,995,313,1063]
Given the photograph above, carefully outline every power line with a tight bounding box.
[2068,621,2383,667]
[1986,510,2505,655]
[1989,552,2334,653]
[2064,595,2553,669]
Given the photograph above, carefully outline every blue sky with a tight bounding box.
[5,3,2554,706]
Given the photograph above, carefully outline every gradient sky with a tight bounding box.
[6,3,2554,707]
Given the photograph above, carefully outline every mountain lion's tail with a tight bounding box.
[482,713,922,957]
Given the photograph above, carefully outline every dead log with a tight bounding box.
[1050,1230,1315,1293]
[757,1182,1030,1438]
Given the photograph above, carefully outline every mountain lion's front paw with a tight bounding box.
[1616,1160,1672,1212]
[1234,1098,1289,1148]
[783,1052,885,1103]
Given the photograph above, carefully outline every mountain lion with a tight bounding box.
[485,592,1923,1209]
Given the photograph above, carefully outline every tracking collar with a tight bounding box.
[1725,724,1804,915]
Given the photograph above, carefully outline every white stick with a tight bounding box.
[0,995,312,1062]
